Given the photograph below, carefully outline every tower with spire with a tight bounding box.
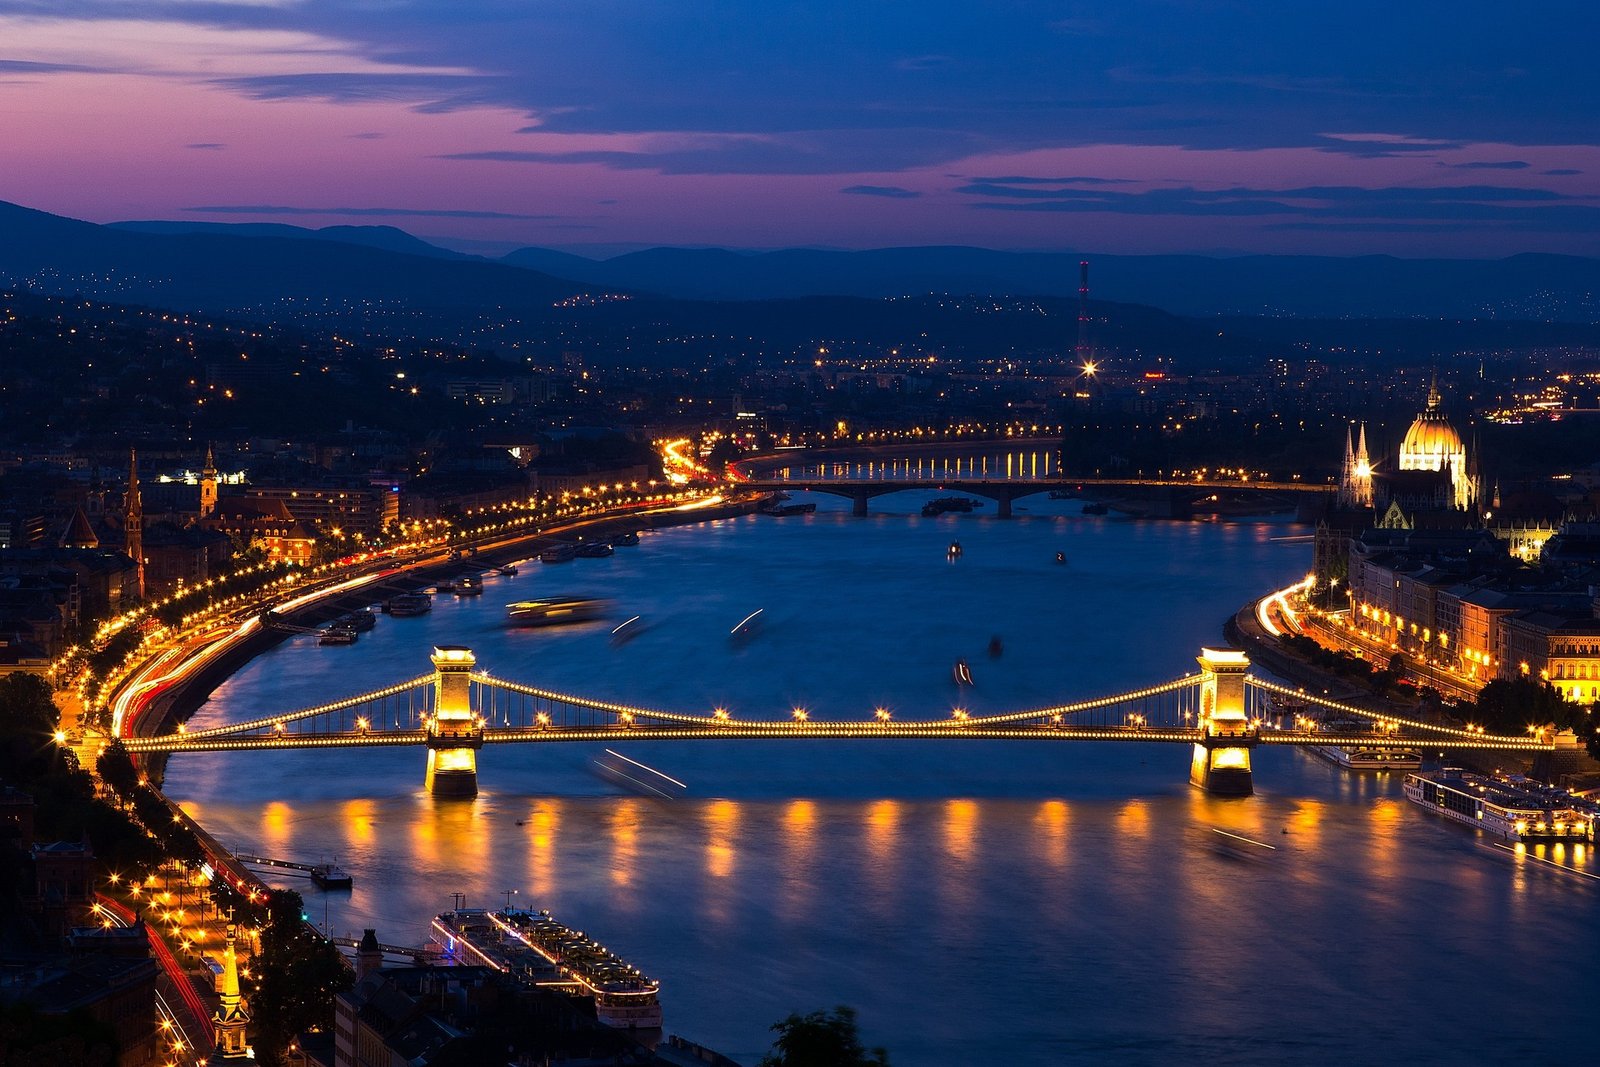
[125,449,145,601]
[210,922,252,1062]
[1337,423,1374,509]
[200,444,219,520]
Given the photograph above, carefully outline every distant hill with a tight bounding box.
[502,244,1600,322]
[110,220,473,261]
[0,201,585,317]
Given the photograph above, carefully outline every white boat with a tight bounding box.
[1308,744,1422,771]
[1403,769,1591,842]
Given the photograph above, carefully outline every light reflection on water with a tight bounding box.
[166,495,1600,1065]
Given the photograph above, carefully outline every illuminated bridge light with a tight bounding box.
[792,708,808,722]
[875,708,891,723]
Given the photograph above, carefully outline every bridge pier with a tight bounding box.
[1189,647,1255,796]
[425,646,483,797]
[996,496,1013,519]
[851,491,870,517]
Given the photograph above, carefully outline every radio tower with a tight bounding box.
[1075,259,1090,366]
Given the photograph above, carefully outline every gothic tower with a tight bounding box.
[125,449,145,601]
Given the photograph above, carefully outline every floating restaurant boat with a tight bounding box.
[384,592,433,617]
[432,907,663,1031]
[507,597,607,628]
[318,627,358,646]
[540,543,578,564]
[1403,769,1594,842]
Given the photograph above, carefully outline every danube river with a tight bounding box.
[167,492,1600,1066]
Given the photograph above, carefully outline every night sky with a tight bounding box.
[2,1,1597,256]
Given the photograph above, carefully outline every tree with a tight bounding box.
[250,889,353,1066]
[759,1006,889,1067]
[1468,676,1578,735]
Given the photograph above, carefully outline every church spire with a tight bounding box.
[210,922,252,1061]
[125,449,144,601]
[200,444,218,520]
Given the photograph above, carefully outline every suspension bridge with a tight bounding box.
[121,646,1552,797]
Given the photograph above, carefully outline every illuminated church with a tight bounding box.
[1337,380,1479,522]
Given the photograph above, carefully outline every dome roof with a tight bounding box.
[1401,411,1464,457]
[1398,384,1464,468]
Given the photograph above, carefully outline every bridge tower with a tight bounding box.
[424,646,483,797]
[209,922,251,1062]
[1189,647,1255,796]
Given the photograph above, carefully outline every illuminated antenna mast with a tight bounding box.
[1076,259,1090,365]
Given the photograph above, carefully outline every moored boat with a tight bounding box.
[540,543,578,564]
[453,575,484,595]
[432,907,663,1031]
[612,530,641,547]
[337,608,377,632]
[576,540,615,558]
[319,627,358,646]
[384,592,432,617]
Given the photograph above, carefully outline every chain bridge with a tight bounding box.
[121,646,1551,797]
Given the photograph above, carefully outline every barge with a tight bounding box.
[432,907,663,1030]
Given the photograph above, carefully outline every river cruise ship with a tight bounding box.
[1402,769,1592,842]
[432,908,663,1030]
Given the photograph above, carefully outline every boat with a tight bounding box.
[1048,489,1075,500]
[499,564,519,576]
[591,749,687,798]
[1403,769,1593,842]
[730,608,763,638]
[507,597,607,628]
[540,543,578,564]
[384,592,432,617]
[987,636,1004,658]
[576,540,615,558]
[953,659,974,687]
[318,627,358,646]
[922,496,979,517]
[947,541,962,559]
[1054,551,1066,564]
[1081,501,1109,516]
[311,863,352,890]
[761,501,817,516]
[1309,744,1423,771]
[453,575,484,595]
[336,609,377,632]
[432,907,663,1030]
[613,530,641,547]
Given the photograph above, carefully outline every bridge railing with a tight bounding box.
[1243,675,1551,748]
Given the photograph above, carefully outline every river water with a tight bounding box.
[166,491,1600,1066]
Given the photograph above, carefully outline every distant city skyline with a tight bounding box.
[2,2,1598,257]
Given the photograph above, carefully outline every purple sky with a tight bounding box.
[2,2,1598,257]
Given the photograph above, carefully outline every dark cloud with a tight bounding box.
[208,72,505,111]
[348,132,386,140]
[1545,168,1583,176]
[0,58,110,74]
[185,143,226,151]
[957,180,1600,230]
[184,205,553,220]
[841,185,922,199]
[1435,160,1530,170]
[1314,135,1465,158]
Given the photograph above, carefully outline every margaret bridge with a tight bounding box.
[121,646,1552,798]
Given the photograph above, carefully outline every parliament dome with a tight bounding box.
[1398,384,1463,472]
